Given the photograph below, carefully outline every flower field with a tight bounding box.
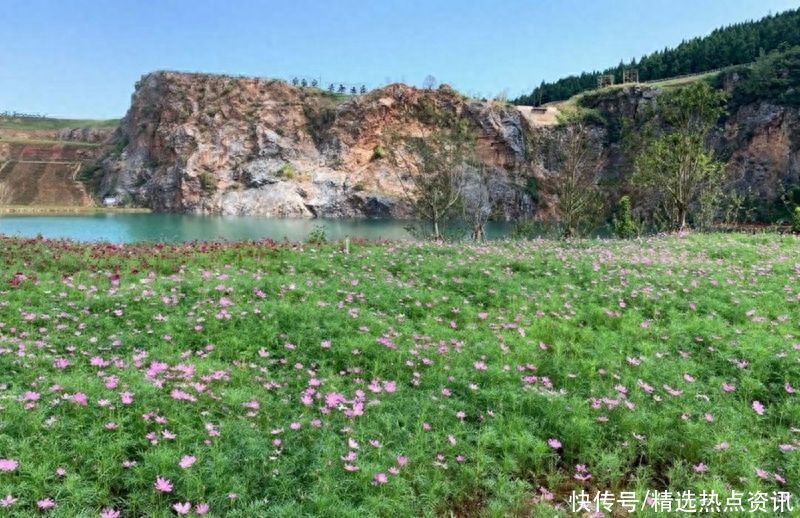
[0,234,798,516]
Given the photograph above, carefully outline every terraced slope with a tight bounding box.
[0,132,111,207]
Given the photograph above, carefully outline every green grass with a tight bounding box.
[547,68,728,117]
[0,137,105,147]
[0,233,798,516]
[0,116,120,131]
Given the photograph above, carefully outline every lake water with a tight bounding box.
[0,213,516,243]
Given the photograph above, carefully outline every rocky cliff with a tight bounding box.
[578,83,800,217]
[97,71,799,221]
[99,71,536,218]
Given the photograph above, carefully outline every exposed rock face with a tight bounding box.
[580,85,800,211]
[721,102,800,202]
[98,72,799,219]
[100,72,536,218]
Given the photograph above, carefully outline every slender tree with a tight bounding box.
[544,123,604,237]
[389,126,474,240]
[461,166,494,241]
[632,82,727,230]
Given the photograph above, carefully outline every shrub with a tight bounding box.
[198,171,217,194]
[612,196,638,238]
[275,164,296,179]
[371,144,387,161]
[78,163,101,183]
[792,206,800,234]
[306,225,327,243]
[511,219,536,240]
[525,177,539,203]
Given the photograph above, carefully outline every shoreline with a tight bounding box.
[0,206,151,215]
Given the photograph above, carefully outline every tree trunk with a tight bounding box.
[472,223,485,242]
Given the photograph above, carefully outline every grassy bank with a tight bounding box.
[0,116,120,130]
[0,234,798,516]
[0,206,151,215]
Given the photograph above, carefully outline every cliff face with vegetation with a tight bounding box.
[93,57,799,223]
[99,72,537,218]
[576,73,800,220]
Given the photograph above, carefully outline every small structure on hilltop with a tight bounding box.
[622,68,639,84]
[597,74,615,88]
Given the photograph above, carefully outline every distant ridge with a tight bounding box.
[513,7,800,105]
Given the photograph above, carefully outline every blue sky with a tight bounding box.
[1,0,798,118]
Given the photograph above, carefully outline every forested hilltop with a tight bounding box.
[514,7,800,105]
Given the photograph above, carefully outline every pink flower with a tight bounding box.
[786,383,796,394]
[722,383,736,393]
[0,459,18,472]
[548,438,562,449]
[154,477,173,493]
[37,498,56,510]
[195,503,210,515]
[100,508,120,518]
[56,467,66,477]
[179,455,196,469]
[752,400,765,415]
[120,392,134,405]
[173,502,191,515]
[72,393,88,406]
[473,361,487,371]
[756,468,769,479]
[0,495,17,507]
[397,455,408,466]
[373,472,388,485]
[693,463,708,473]
[714,442,730,450]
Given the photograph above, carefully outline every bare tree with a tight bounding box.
[389,128,473,240]
[544,124,604,237]
[462,165,494,241]
[423,75,437,90]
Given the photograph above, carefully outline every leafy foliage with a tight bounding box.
[513,8,800,105]
[631,83,728,230]
[792,207,800,234]
[727,46,800,108]
[612,196,638,239]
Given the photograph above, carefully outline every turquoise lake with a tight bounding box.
[0,213,516,243]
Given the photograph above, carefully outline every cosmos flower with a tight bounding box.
[179,455,196,469]
[154,477,173,493]
[0,459,18,472]
[37,498,56,510]
[173,502,191,515]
